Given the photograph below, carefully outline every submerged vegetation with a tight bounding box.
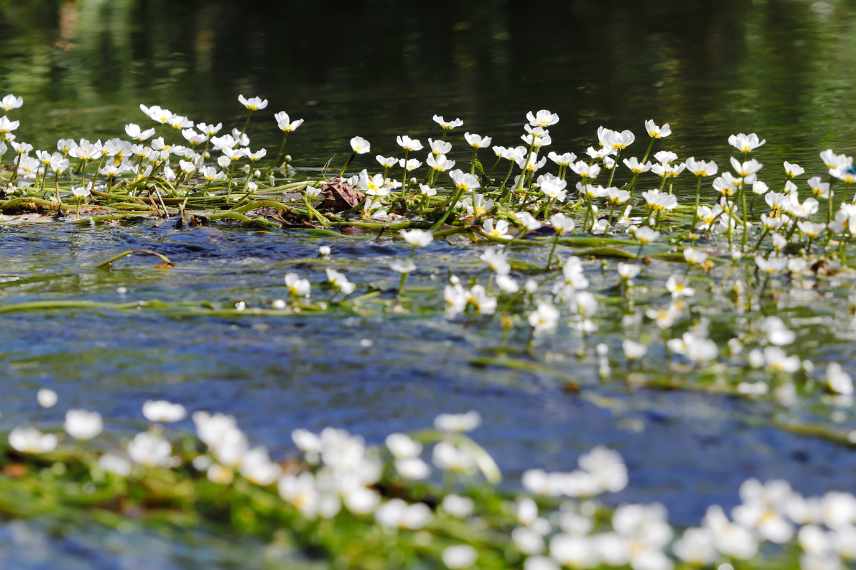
[3,91,856,568]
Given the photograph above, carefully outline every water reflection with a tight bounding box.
[1,0,855,170]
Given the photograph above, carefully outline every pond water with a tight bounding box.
[2,0,856,567]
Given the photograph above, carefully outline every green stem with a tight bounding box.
[397,272,410,299]
[432,187,464,230]
[338,152,355,178]
[545,233,560,270]
[692,177,702,228]
[640,139,655,164]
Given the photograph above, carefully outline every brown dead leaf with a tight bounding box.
[321,178,364,211]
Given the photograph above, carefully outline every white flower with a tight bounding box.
[685,157,718,177]
[524,556,559,570]
[654,161,692,180]
[238,94,268,111]
[550,534,599,568]
[278,472,321,517]
[517,153,547,173]
[549,151,577,167]
[449,169,480,192]
[400,229,433,247]
[579,446,628,493]
[480,247,510,275]
[390,260,416,274]
[642,189,678,212]
[755,255,787,274]
[325,269,356,295]
[142,400,187,423]
[605,187,630,206]
[427,153,456,172]
[526,109,560,128]
[482,219,512,240]
[673,528,717,565]
[433,441,477,473]
[357,170,387,196]
[168,114,193,130]
[537,173,567,201]
[666,275,694,298]
[442,545,477,569]
[760,316,794,346]
[274,111,303,133]
[374,155,396,169]
[435,411,481,433]
[733,479,795,543]
[433,115,464,131]
[597,126,635,152]
[807,176,830,198]
[831,166,856,184]
[783,160,805,178]
[623,339,647,360]
[826,363,853,396]
[125,123,156,142]
[667,332,718,363]
[396,457,430,480]
[201,166,224,182]
[682,247,708,266]
[396,135,423,152]
[284,273,311,298]
[177,160,196,175]
[65,410,103,440]
[127,431,173,467]
[9,427,58,454]
[375,498,430,529]
[429,138,453,155]
[139,104,173,125]
[197,122,222,136]
[385,433,421,459]
[622,156,651,174]
[444,281,468,318]
[98,454,132,476]
[0,115,19,137]
[0,94,23,112]
[820,149,851,170]
[728,132,766,153]
[441,495,474,518]
[464,132,492,149]
[513,211,542,232]
[343,487,380,515]
[349,136,371,155]
[704,506,758,559]
[70,184,92,199]
[730,156,764,178]
[529,302,559,336]
[549,212,575,235]
[496,275,519,294]
[246,148,267,162]
[644,119,671,139]
[632,226,660,244]
[37,389,58,408]
[398,158,422,172]
[240,447,281,486]
[571,160,601,179]
[763,346,801,374]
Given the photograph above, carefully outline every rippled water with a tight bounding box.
[3,0,856,567]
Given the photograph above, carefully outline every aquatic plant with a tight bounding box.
[2,392,855,569]
[4,92,856,567]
